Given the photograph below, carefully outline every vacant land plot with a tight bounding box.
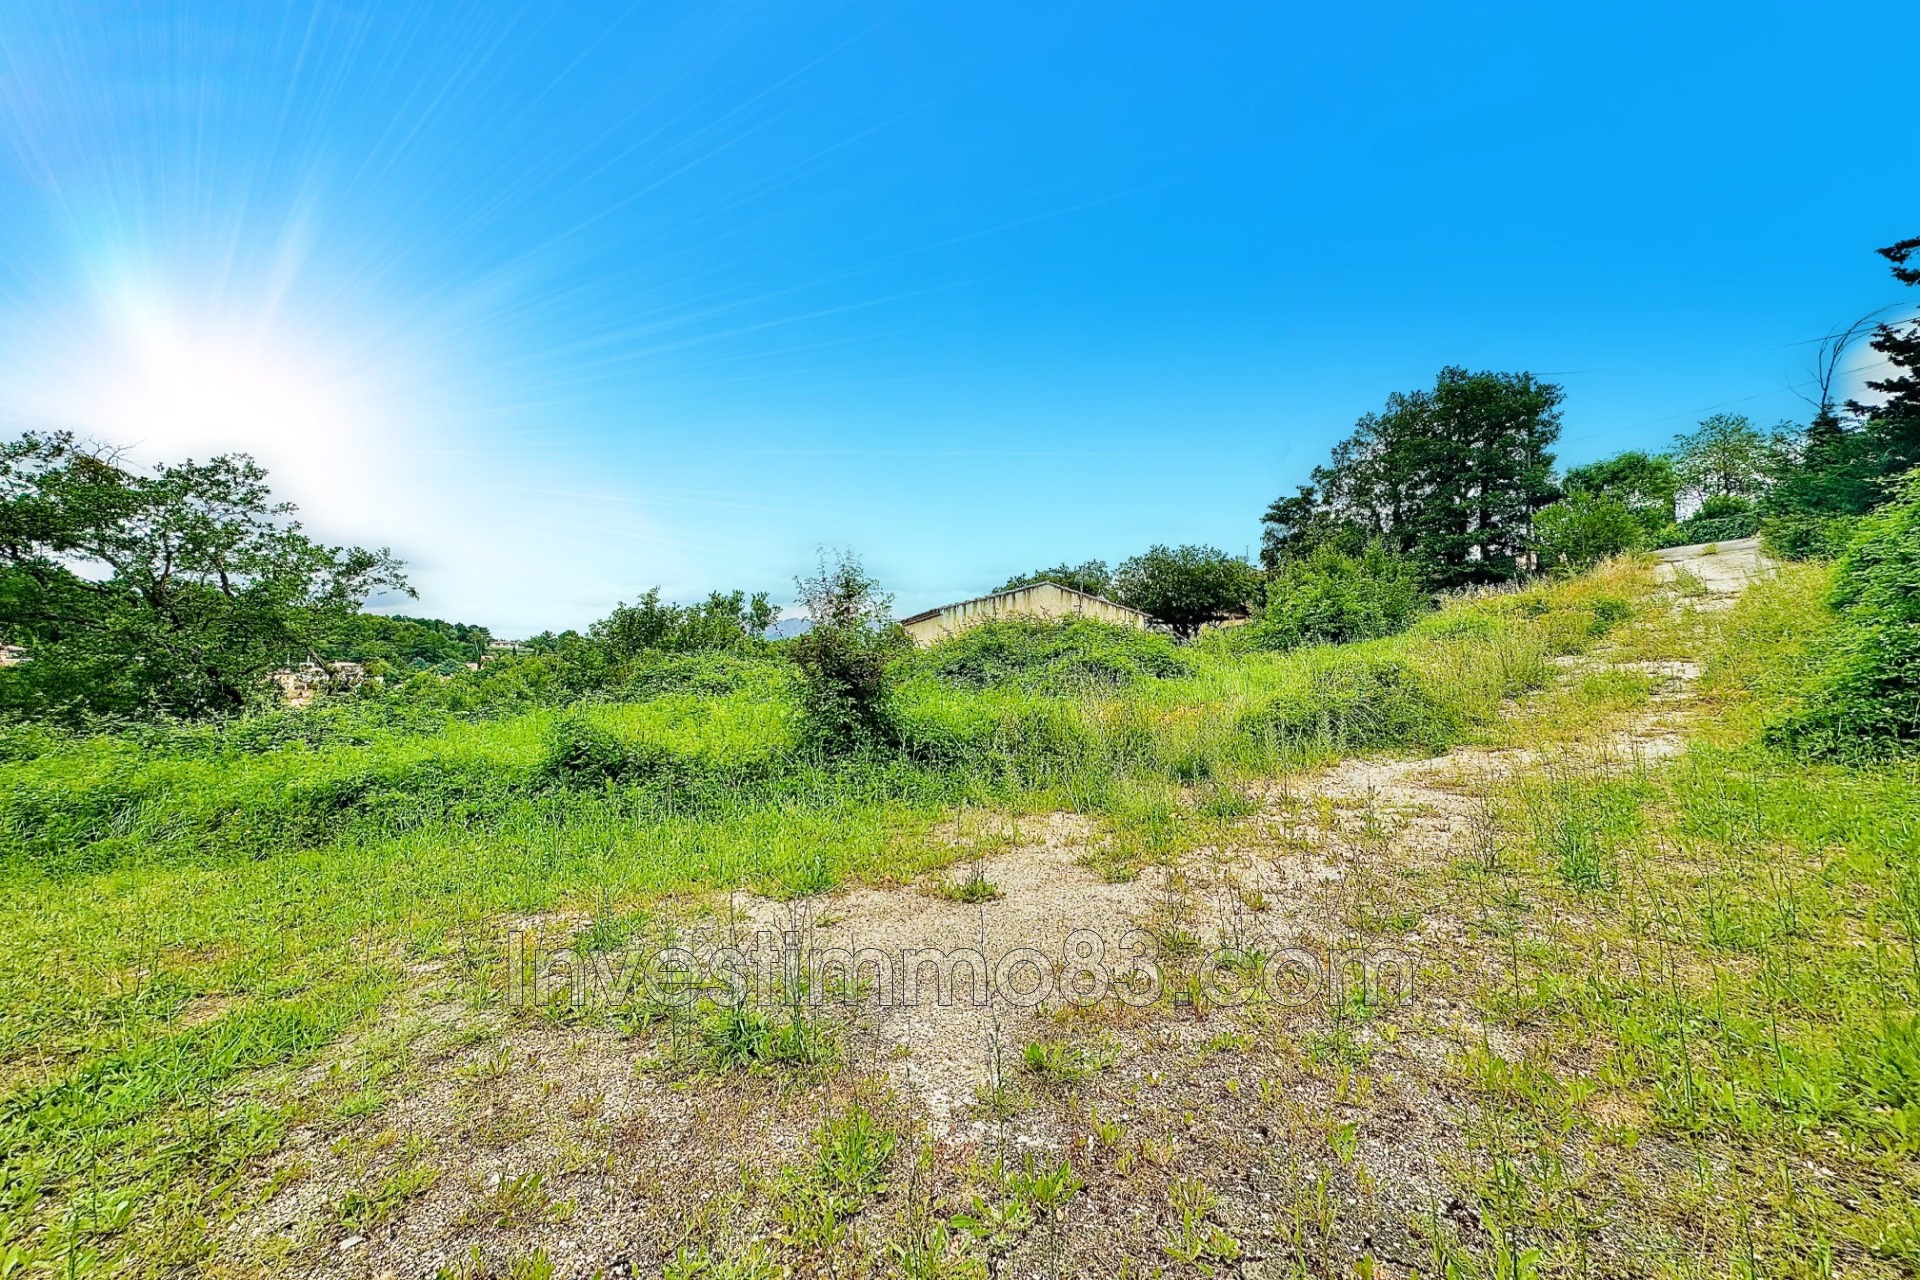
[4,547,1917,1278]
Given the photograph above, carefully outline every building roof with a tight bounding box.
[897,580,1146,628]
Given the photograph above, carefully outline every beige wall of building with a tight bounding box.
[899,581,1147,646]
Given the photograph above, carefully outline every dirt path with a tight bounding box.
[226,545,1769,1278]
[1650,534,1766,600]
[741,540,1771,1124]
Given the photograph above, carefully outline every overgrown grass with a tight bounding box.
[1431,559,1920,1276]
[0,559,1651,1272]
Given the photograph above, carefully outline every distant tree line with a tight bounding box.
[318,613,493,672]
[4,235,1913,738]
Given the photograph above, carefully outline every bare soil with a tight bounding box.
[220,544,1769,1279]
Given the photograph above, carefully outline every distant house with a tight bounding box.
[269,660,367,708]
[898,581,1148,647]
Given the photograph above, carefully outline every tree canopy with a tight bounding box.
[1563,450,1677,531]
[1263,367,1562,589]
[1847,236,1920,486]
[1671,414,1771,504]
[1111,544,1261,638]
[319,614,492,670]
[0,432,408,721]
[589,587,775,662]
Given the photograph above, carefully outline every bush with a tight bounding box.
[1533,493,1645,570]
[1762,513,1860,562]
[539,711,676,786]
[916,618,1190,692]
[1650,512,1761,549]
[1773,475,1920,754]
[1698,493,1755,521]
[788,552,900,754]
[1254,543,1427,649]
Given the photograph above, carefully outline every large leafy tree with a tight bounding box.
[0,432,408,721]
[1671,414,1771,504]
[1563,450,1677,531]
[1257,485,1362,570]
[1111,544,1262,638]
[1265,368,1562,589]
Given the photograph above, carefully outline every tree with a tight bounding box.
[1269,367,1563,590]
[997,560,1113,598]
[1258,484,1360,569]
[1763,410,1883,519]
[1111,544,1261,638]
[1847,236,1920,486]
[0,432,407,721]
[1672,414,1771,503]
[1563,451,1677,531]
[1532,492,1644,570]
[589,587,774,661]
[787,550,899,752]
[319,613,492,669]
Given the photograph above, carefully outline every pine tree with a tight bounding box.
[1849,236,1920,482]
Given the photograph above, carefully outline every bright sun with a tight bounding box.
[89,299,367,455]
[5,282,403,531]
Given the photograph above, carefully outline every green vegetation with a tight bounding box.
[1261,366,1565,588]
[787,550,901,753]
[1776,476,1920,753]
[0,431,406,721]
[1562,448,1678,532]
[913,616,1190,692]
[1427,561,1920,1276]
[1109,543,1263,637]
[1532,490,1645,569]
[318,612,493,671]
[1250,541,1426,649]
[0,557,1656,1271]
[0,236,1917,1279]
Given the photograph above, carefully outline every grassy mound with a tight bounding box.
[913,617,1191,693]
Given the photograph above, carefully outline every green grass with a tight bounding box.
[0,556,1697,1273]
[1427,562,1920,1276]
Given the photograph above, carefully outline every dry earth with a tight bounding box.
[221,543,1768,1279]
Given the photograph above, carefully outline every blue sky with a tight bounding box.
[0,1,1914,634]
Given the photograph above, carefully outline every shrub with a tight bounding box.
[1255,542,1426,650]
[539,711,675,786]
[1774,475,1920,754]
[1762,513,1860,562]
[916,618,1190,692]
[788,552,900,754]
[1698,493,1756,521]
[1650,511,1761,549]
[1532,492,1645,570]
